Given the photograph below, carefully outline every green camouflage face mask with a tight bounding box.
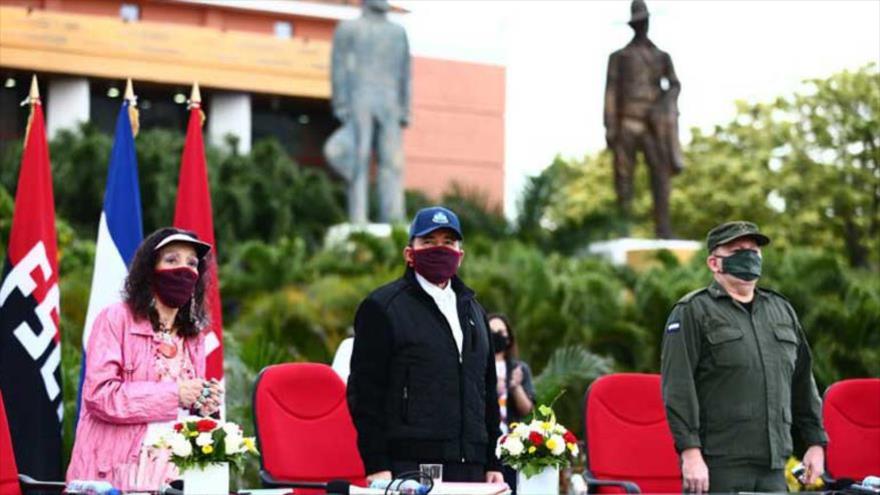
[719,249,762,281]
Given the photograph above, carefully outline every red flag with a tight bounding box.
[0,80,63,479]
[173,94,223,381]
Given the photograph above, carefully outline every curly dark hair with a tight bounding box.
[487,312,519,361]
[124,227,212,338]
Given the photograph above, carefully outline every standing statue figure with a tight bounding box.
[604,0,683,239]
[325,0,411,224]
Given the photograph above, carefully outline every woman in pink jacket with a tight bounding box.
[67,228,223,490]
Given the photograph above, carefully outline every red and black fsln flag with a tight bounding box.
[0,90,63,480]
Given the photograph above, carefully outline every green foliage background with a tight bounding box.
[0,65,877,487]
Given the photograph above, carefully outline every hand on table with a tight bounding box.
[681,448,709,494]
[801,445,825,486]
[485,471,504,483]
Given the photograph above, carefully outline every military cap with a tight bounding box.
[706,221,770,252]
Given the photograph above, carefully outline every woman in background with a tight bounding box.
[67,228,222,490]
[488,313,535,494]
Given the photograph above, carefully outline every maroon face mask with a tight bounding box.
[411,245,462,285]
[153,267,199,308]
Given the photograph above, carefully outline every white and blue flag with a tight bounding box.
[77,98,143,416]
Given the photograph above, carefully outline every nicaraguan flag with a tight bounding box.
[77,98,143,417]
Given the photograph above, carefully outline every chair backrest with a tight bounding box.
[584,373,681,494]
[823,378,880,480]
[253,363,365,489]
[0,389,22,495]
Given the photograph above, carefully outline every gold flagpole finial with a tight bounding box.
[190,82,201,105]
[24,75,40,143]
[124,78,140,137]
[29,75,40,101]
[124,78,135,101]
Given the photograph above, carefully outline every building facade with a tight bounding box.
[0,0,505,208]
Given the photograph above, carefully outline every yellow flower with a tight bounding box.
[546,437,559,451]
[528,446,536,454]
[541,421,552,431]
[243,437,258,453]
[202,445,214,454]
[189,431,198,437]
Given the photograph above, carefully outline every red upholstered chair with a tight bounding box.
[582,373,681,494]
[823,378,880,481]
[253,363,366,493]
[0,390,22,495]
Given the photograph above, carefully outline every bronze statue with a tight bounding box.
[325,0,411,224]
[604,0,683,239]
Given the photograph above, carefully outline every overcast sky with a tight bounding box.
[394,0,880,217]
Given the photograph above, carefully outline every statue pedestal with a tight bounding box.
[325,222,394,247]
[587,238,701,269]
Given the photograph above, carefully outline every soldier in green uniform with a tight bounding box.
[661,221,827,493]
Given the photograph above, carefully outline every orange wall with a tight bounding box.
[406,57,506,208]
[1,0,337,40]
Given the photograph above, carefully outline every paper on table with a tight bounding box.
[429,482,511,495]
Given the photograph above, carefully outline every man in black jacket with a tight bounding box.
[347,206,504,484]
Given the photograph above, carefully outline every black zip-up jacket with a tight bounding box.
[347,268,502,474]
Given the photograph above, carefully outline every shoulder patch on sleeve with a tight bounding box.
[666,321,681,334]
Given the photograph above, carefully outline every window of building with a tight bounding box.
[0,71,32,156]
[120,3,140,22]
[274,21,294,39]
[90,79,198,136]
[251,94,336,168]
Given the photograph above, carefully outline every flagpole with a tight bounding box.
[124,78,140,137]
[24,75,40,143]
[190,81,201,106]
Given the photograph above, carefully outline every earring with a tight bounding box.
[189,298,196,323]
[150,296,156,308]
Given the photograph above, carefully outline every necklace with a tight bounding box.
[157,320,178,359]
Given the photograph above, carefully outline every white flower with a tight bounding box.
[225,433,243,454]
[513,423,530,437]
[168,434,192,457]
[568,442,579,457]
[145,427,165,447]
[503,437,525,456]
[553,424,566,434]
[222,422,241,436]
[195,432,214,447]
[548,434,566,456]
[495,442,503,459]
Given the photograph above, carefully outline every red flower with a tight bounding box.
[564,431,577,444]
[196,419,217,432]
[528,431,544,446]
[173,423,184,432]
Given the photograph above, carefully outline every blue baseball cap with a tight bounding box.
[409,206,463,240]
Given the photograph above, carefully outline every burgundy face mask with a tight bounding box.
[411,245,462,285]
[153,267,199,308]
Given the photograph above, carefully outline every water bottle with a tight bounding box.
[66,480,121,495]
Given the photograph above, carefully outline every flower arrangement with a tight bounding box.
[495,404,579,478]
[155,418,259,472]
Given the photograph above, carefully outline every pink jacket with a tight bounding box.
[66,302,205,488]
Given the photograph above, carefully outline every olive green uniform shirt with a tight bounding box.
[660,280,827,468]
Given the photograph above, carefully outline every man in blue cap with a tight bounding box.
[348,206,504,485]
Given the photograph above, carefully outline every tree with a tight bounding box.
[523,65,880,269]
